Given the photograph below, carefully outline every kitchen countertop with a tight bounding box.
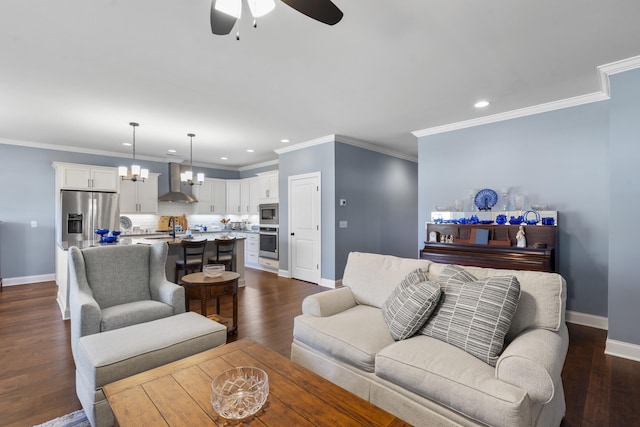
[58,232,251,251]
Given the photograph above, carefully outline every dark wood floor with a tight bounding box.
[1,269,639,427]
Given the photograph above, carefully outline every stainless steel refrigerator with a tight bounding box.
[61,190,120,244]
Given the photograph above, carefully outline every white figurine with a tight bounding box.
[516,225,526,248]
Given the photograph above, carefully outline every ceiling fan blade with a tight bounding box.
[210,0,238,35]
[280,0,343,25]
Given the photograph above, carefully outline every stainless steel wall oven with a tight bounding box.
[259,226,278,260]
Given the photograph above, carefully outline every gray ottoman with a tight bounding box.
[75,312,227,427]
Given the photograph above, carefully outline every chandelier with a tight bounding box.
[181,133,205,186]
[119,122,149,182]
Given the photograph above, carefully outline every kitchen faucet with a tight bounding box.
[168,216,176,238]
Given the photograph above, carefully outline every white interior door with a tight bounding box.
[289,172,321,284]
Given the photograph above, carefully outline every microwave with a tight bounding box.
[259,203,278,225]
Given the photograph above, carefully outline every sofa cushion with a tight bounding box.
[427,263,566,341]
[382,269,440,340]
[420,264,520,366]
[293,305,395,372]
[100,300,174,332]
[342,252,432,308]
[375,335,531,426]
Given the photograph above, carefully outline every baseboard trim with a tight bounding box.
[278,269,290,278]
[566,310,608,330]
[319,278,341,289]
[2,273,56,287]
[605,338,640,363]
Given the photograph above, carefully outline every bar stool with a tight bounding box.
[175,239,207,284]
[208,238,236,272]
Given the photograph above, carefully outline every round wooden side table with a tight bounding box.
[180,271,240,335]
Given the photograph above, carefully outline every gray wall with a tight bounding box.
[608,68,640,346]
[278,143,336,278]
[335,142,418,277]
[0,143,269,279]
[278,140,418,281]
[418,101,610,316]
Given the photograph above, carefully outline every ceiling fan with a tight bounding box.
[210,0,343,38]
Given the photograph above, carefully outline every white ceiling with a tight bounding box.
[2,1,640,169]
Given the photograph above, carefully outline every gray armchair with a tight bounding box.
[68,242,185,359]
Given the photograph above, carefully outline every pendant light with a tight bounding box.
[119,122,149,182]
[181,133,205,186]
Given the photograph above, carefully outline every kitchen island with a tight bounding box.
[55,233,246,320]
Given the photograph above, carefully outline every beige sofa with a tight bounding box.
[291,252,568,427]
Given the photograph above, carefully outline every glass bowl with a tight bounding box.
[211,366,269,420]
[203,264,225,278]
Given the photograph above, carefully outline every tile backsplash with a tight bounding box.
[121,202,259,233]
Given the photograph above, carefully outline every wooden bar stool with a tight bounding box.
[175,239,207,284]
[208,238,236,272]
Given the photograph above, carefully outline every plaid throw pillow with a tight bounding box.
[382,268,441,341]
[420,264,521,366]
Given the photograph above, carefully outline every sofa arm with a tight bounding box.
[495,324,569,404]
[301,287,357,317]
[151,279,186,315]
[68,247,102,360]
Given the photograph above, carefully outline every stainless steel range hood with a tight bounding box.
[158,162,198,203]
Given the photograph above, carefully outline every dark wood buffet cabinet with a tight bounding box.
[420,223,558,272]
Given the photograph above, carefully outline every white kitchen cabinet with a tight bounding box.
[245,232,259,266]
[193,178,226,214]
[119,173,159,213]
[226,180,242,214]
[241,177,260,215]
[257,171,279,202]
[55,162,119,191]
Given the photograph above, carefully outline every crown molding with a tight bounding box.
[412,92,608,138]
[0,137,270,172]
[274,134,418,163]
[1,137,173,163]
[335,135,418,163]
[412,55,640,138]
[238,159,279,172]
[274,134,336,155]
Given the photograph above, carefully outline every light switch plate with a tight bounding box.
[31,220,37,228]
[339,221,348,228]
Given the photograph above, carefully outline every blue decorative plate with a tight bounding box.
[474,188,498,211]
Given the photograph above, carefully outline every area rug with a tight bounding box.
[33,409,90,427]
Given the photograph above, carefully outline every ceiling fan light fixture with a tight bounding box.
[248,0,275,18]
[215,0,242,18]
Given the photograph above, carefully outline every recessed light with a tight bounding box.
[122,142,132,146]
[246,149,254,153]
[280,139,290,143]
[168,149,176,153]
[474,100,490,108]
[220,156,228,160]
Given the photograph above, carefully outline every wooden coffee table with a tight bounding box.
[181,271,239,335]
[103,339,410,427]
